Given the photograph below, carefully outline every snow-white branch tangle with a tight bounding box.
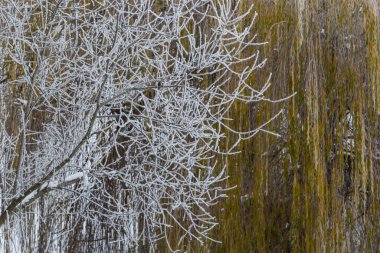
[0,0,280,251]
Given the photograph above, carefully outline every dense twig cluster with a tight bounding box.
[0,0,277,251]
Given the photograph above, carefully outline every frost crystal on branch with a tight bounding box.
[0,0,281,251]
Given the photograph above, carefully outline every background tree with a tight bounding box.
[208,1,380,253]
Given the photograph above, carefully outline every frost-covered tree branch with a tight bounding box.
[0,0,282,251]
